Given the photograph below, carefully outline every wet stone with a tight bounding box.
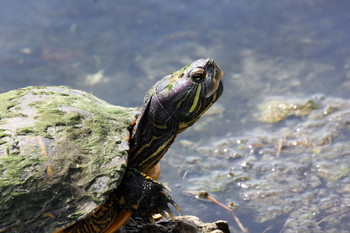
[120,216,230,233]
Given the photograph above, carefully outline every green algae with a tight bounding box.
[0,129,10,138]
[0,88,29,122]
[257,97,319,123]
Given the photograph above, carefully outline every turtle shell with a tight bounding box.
[0,86,137,232]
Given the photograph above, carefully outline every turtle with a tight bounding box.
[0,58,224,233]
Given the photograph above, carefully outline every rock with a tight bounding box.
[119,215,230,233]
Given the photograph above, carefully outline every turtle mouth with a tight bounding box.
[205,63,224,98]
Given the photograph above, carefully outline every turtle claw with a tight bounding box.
[143,189,180,221]
[148,216,156,224]
[158,210,169,219]
[164,207,175,219]
[159,190,181,217]
[172,202,181,216]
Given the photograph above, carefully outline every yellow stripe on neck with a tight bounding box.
[189,85,201,113]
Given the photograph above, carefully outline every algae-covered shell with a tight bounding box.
[0,86,136,231]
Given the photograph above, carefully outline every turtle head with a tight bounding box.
[129,58,223,172]
[151,58,223,132]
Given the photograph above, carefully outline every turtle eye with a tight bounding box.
[190,68,206,83]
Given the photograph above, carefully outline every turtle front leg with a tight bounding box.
[102,164,174,232]
[113,168,179,220]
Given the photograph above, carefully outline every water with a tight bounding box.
[1,0,350,232]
